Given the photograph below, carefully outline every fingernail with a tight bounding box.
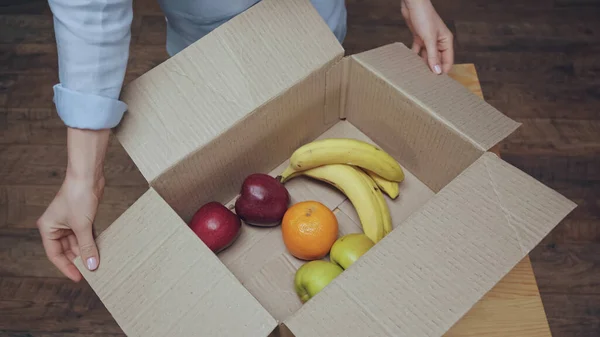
[434,65,442,74]
[87,257,98,270]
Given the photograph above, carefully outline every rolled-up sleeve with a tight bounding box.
[48,0,133,130]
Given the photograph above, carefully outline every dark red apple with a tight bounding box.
[235,173,290,226]
[189,202,241,253]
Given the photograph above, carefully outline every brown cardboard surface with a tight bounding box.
[152,64,340,222]
[216,120,435,323]
[115,0,343,183]
[351,43,521,152]
[74,188,277,337]
[343,55,484,192]
[284,153,576,337]
[75,1,578,336]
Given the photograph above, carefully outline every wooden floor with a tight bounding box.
[1,0,599,336]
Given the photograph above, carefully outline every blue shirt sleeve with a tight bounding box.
[48,0,133,130]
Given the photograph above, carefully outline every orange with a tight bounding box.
[281,201,338,260]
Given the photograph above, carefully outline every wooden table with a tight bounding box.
[442,65,552,337]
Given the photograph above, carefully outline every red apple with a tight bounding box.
[189,201,241,253]
[235,173,290,226]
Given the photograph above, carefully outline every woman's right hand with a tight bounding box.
[37,128,110,282]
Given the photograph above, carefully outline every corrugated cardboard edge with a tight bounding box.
[114,0,344,183]
[284,152,576,337]
[350,43,521,152]
[340,54,485,192]
[148,54,343,222]
[74,188,278,337]
[324,56,351,120]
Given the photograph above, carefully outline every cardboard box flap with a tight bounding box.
[284,152,575,337]
[116,0,344,182]
[74,189,277,337]
[350,43,521,151]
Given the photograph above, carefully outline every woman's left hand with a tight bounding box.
[401,0,454,74]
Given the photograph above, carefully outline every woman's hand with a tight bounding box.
[401,0,454,74]
[37,128,110,282]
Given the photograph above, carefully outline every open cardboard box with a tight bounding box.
[74,0,577,336]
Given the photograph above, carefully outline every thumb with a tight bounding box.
[73,225,100,271]
[424,38,442,75]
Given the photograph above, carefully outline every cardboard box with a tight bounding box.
[74,0,576,336]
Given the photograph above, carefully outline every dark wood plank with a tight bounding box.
[0,43,168,75]
[0,109,67,145]
[343,24,413,55]
[0,74,17,106]
[132,0,164,15]
[0,15,54,44]
[135,15,167,45]
[503,119,600,152]
[0,332,124,337]
[0,229,125,280]
[1,46,166,107]
[0,185,146,232]
[502,152,600,182]
[0,0,50,14]
[501,147,600,182]
[4,73,56,109]
[537,180,600,245]
[501,119,600,181]
[0,108,133,147]
[0,186,6,230]
[455,21,600,52]
[543,219,600,245]
[463,46,600,83]
[481,81,600,120]
[0,183,146,278]
[0,44,56,74]
[541,294,600,337]
[531,243,600,294]
[0,230,64,278]
[0,276,99,307]
[554,0,600,7]
[455,51,577,84]
[347,0,600,24]
[551,179,599,201]
[0,145,146,186]
[434,0,600,23]
[0,299,122,334]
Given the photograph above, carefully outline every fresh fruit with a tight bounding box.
[330,233,375,270]
[363,168,400,199]
[282,164,385,243]
[357,169,393,235]
[281,201,338,260]
[283,138,404,182]
[235,173,290,227]
[189,202,242,253]
[294,260,343,303]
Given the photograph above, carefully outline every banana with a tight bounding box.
[289,138,405,182]
[279,164,300,183]
[357,169,393,236]
[363,168,400,199]
[283,164,385,243]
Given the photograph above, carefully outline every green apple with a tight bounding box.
[330,233,375,270]
[294,260,343,303]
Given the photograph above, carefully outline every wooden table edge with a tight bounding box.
[442,64,552,337]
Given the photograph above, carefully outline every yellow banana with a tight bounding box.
[289,138,405,182]
[363,168,400,199]
[357,169,393,236]
[279,165,300,183]
[283,164,385,243]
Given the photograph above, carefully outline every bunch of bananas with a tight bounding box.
[278,138,404,243]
